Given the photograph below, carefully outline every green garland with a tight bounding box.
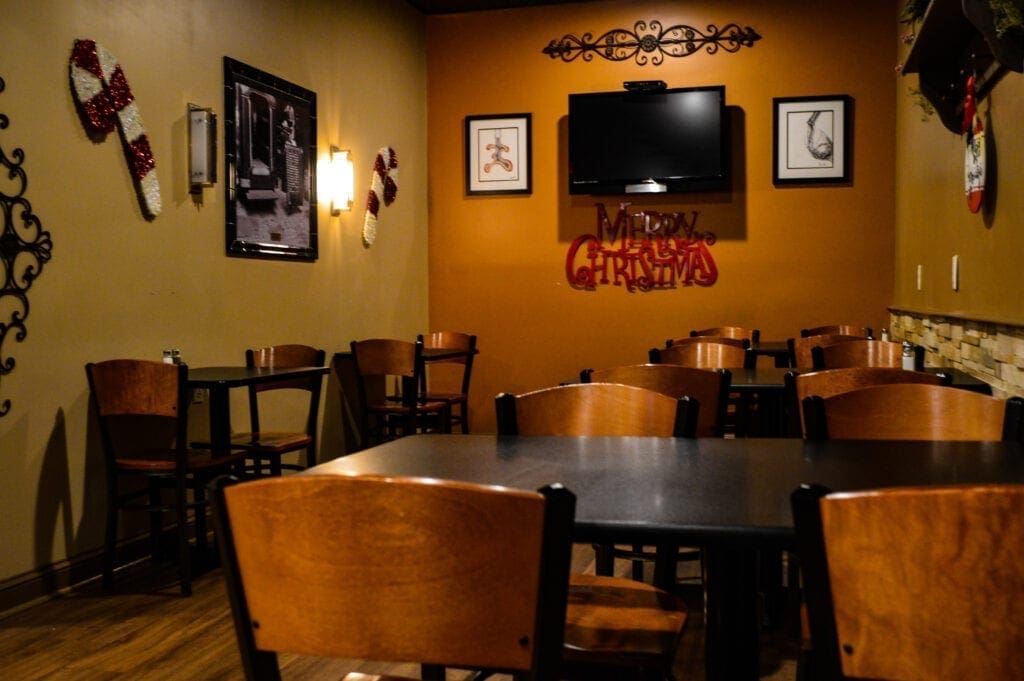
[990,0,1024,37]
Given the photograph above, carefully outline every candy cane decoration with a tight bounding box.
[69,39,161,218]
[362,146,398,246]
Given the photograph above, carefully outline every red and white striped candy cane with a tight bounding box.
[362,146,398,246]
[69,39,161,218]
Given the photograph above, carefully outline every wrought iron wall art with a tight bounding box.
[0,75,53,417]
[543,19,761,65]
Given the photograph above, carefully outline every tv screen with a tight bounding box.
[568,85,728,195]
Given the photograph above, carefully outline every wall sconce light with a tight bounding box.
[330,146,354,215]
[188,104,217,194]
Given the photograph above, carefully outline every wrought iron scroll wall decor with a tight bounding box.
[0,75,53,417]
[543,19,761,65]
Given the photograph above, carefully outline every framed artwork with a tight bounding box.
[224,57,317,261]
[773,95,851,185]
[465,113,532,195]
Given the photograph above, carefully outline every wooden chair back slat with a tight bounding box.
[793,484,1024,681]
[667,336,749,349]
[213,475,574,678]
[86,359,181,417]
[815,339,919,370]
[785,367,944,437]
[690,326,760,344]
[800,325,872,338]
[803,383,1015,441]
[583,364,729,437]
[653,341,753,369]
[496,383,694,437]
[787,334,866,369]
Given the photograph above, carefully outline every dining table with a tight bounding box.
[309,433,1024,681]
[187,365,330,455]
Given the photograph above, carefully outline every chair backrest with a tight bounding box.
[787,334,866,369]
[784,367,946,437]
[802,382,1024,441]
[791,483,1024,681]
[417,331,477,396]
[212,474,575,681]
[785,367,947,438]
[581,364,730,437]
[651,340,755,369]
[495,383,696,437]
[800,325,872,338]
[666,335,749,349]
[350,338,422,407]
[85,359,188,464]
[690,326,760,344]
[245,344,326,436]
[814,339,922,370]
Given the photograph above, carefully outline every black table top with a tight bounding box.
[312,434,1024,549]
[187,365,329,387]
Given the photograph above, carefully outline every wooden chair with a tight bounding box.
[690,326,760,344]
[791,483,1024,680]
[231,344,325,476]
[211,474,575,681]
[784,367,947,438]
[651,341,756,436]
[495,383,690,679]
[800,325,872,338]
[417,331,476,434]
[813,338,923,370]
[802,382,1024,441]
[580,364,726,583]
[350,338,450,447]
[581,364,729,437]
[787,334,867,369]
[665,335,749,349]
[496,382,696,438]
[85,359,248,596]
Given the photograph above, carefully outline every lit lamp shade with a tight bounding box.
[330,146,354,214]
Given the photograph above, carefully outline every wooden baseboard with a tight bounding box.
[0,527,186,617]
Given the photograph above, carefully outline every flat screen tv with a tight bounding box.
[568,85,728,195]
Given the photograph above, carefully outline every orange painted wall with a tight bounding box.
[427,0,897,432]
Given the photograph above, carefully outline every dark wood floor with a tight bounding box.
[0,548,798,680]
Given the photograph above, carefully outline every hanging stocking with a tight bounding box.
[962,75,985,214]
[362,146,398,246]
[69,39,161,218]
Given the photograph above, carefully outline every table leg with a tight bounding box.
[704,546,760,681]
[206,383,231,456]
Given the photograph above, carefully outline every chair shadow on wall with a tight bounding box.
[555,106,748,245]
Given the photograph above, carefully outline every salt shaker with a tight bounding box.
[901,341,915,370]
[880,328,890,342]
[162,350,174,364]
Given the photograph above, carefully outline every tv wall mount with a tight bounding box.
[543,18,761,65]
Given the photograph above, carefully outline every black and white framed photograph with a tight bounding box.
[773,95,851,186]
[465,113,532,195]
[224,57,317,260]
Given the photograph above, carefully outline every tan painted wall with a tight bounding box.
[894,14,1024,323]
[0,0,428,582]
[426,0,898,433]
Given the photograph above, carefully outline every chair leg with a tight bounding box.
[193,480,208,550]
[103,478,120,590]
[594,543,615,576]
[175,476,191,597]
[148,479,162,561]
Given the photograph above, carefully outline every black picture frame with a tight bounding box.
[465,113,532,195]
[224,57,317,261]
[773,95,852,186]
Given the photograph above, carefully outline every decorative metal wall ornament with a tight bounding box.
[543,19,761,65]
[0,75,53,416]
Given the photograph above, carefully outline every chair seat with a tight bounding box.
[230,430,312,453]
[564,574,686,662]
[115,447,248,472]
